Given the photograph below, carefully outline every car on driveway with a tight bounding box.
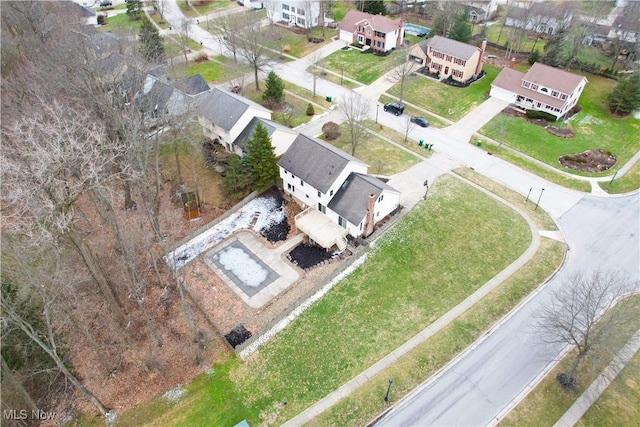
[384,102,405,116]
[410,116,430,127]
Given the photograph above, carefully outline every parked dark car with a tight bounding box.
[383,102,405,116]
[99,0,113,7]
[410,116,430,127]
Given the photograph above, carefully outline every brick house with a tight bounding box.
[337,10,404,53]
[408,36,487,83]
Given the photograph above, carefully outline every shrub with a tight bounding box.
[322,121,341,140]
[194,51,208,62]
[526,109,557,122]
[306,103,315,116]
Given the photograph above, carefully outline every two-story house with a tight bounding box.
[505,1,573,36]
[279,134,400,250]
[198,88,271,153]
[490,62,588,120]
[464,1,499,23]
[338,10,404,53]
[232,116,298,157]
[264,0,321,29]
[408,36,486,83]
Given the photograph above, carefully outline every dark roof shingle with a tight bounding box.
[417,35,479,60]
[328,173,398,225]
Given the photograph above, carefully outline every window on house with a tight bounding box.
[297,17,305,26]
[540,87,548,93]
[300,179,304,186]
[338,216,346,228]
[297,8,305,15]
[330,190,334,196]
[552,90,558,97]
[378,194,384,203]
[287,183,295,192]
[367,30,371,35]
[446,55,452,62]
[318,203,326,213]
[317,190,321,197]
[282,4,289,11]
[461,60,466,66]
[282,12,289,19]
[561,94,567,100]
[358,25,365,32]
[531,84,539,91]
[523,81,530,88]
[376,211,380,218]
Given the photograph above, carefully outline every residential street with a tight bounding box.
[160,3,640,425]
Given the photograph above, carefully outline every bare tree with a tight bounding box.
[535,269,637,390]
[177,17,192,64]
[340,92,371,156]
[387,49,417,105]
[237,13,270,90]
[263,0,280,25]
[308,50,324,97]
[216,13,242,63]
[1,102,127,326]
[0,244,111,417]
[152,0,168,23]
[401,114,416,143]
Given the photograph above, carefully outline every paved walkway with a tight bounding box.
[554,328,640,427]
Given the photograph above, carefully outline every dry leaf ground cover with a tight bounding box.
[111,174,531,426]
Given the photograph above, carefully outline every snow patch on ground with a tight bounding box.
[162,386,187,402]
[238,251,370,359]
[165,196,284,270]
[215,246,268,288]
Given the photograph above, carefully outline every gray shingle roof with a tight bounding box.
[418,35,479,60]
[278,134,366,193]
[328,173,398,225]
[177,74,210,95]
[198,88,269,131]
[233,117,292,152]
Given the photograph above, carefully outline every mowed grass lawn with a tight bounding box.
[112,175,531,427]
[326,123,421,175]
[179,57,248,84]
[481,72,640,176]
[323,48,404,84]
[387,65,501,121]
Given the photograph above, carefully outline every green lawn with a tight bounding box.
[178,58,248,84]
[262,27,338,59]
[193,0,239,15]
[110,175,531,427]
[501,294,640,427]
[386,65,500,121]
[472,137,592,193]
[361,119,434,159]
[599,161,640,194]
[578,350,640,426]
[479,21,546,53]
[100,13,144,35]
[323,48,404,85]
[241,83,315,128]
[325,123,422,175]
[480,72,640,176]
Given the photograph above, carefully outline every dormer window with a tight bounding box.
[523,81,530,88]
[531,84,538,91]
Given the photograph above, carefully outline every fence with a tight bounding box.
[162,190,259,259]
[233,207,405,356]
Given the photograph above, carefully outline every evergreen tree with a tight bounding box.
[139,19,165,62]
[449,14,472,42]
[245,122,278,190]
[528,49,541,65]
[541,26,568,67]
[359,0,387,15]
[262,71,285,109]
[608,72,640,116]
[126,0,142,20]
[223,153,250,196]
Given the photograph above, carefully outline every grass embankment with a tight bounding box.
[480,73,640,177]
[111,174,532,426]
[386,65,501,121]
[361,119,434,160]
[501,294,640,426]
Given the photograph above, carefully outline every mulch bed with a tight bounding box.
[287,243,334,269]
[559,149,617,173]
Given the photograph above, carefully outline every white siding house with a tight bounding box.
[264,0,320,29]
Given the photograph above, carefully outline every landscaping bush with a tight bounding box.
[306,103,315,116]
[194,51,208,62]
[322,121,341,140]
[526,109,557,122]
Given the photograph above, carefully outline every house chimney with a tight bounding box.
[475,39,487,76]
[363,194,376,238]
[509,58,516,68]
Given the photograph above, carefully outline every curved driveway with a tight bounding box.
[159,3,640,424]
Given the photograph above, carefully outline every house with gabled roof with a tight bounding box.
[490,62,588,120]
[198,88,271,153]
[279,134,400,250]
[338,10,404,53]
[408,36,486,83]
[505,1,573,36]
[232,117,298,157]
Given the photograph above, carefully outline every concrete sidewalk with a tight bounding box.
[554,328,640,427]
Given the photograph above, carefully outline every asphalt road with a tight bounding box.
[380,194,640,426]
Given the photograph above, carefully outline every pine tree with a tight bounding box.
[360,0,387,15]
[608,72,640,116]
[223,154,250,196]
[542,27,568,67]
[126,0,142,20]
[139,19,165,62]
[245,122,278,190]
[262,71,285,109]
[449,14,472,42]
